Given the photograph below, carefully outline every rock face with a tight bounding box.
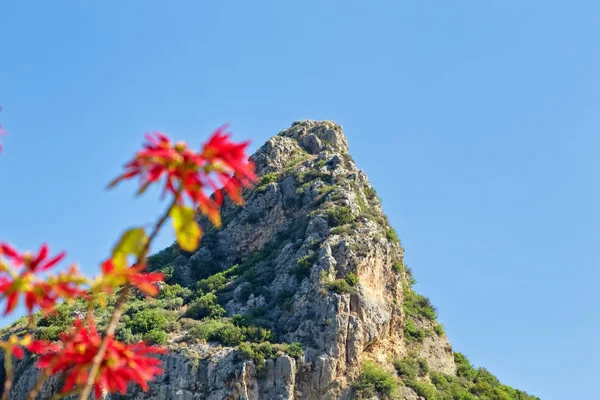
[0,121,534,399]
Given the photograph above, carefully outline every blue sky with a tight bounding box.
[1,1,598,398]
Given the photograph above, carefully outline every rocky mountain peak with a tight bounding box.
[0,121,540,400]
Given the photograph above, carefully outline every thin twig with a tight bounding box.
[76,193,180,400]
[24,368,47,400]
[1,351,13,400]
[50,387,80,400]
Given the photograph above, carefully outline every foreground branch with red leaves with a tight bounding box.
[0,123,256,400]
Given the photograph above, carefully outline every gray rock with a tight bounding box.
[1,121,457,400]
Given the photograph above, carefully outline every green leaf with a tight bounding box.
[170,205,201,252]
[112,228,148,268]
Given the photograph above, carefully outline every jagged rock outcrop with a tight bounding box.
[1,121,537,400]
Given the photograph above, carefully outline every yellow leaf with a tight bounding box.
[112,228,148,267]
[170,205,202,252]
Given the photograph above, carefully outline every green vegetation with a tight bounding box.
[352,360,398,399]
[183,293,226,320]
[126,308,168,334]
[330,224,354,236]
[393,357,429,379]
[416,355,541,400]
[345,271,359,286]
[237,341,303,370]
[294,253,317,280]
[404,319,425,343]
[159,283,193,301]
[363,186,378,200]
[386,227,400,243]
[188,318,273,346]
[406,380,438,400]
[392,261,403,274]
[256,173,278,191]
[454,352,478,381]
[143,329,168,345]
[34,303,75,341]
[403,283,437,320]
[434,323,445,336]
[356,193,368,213]
[327,279,353,294]
[328,206,353,226]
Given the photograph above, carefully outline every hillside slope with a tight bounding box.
[1,121,539,400]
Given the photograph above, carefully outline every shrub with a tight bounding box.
[386,228,400,243]
[159,283,193,301]
[330,224,354,236]
[363,186,377,200]
[406,380,438,400]
[392,261,403,274]
[454,353,477,381]
[143,329,168,345]
[283,342,303,358]
[212,324,246,346]
[352,360,398,399]
[393,357,428,380]
[434,323,445,336]
[196,272,228,294]
[393,357,418,379]
[327,279,353,294]
[183,293,226,320]
[404,319,425,343]
[115,327,137,344]
[189,319,241,345]
[126,308,168,334]
[430,372,476,400]
[161,297,184,310]
[327,206,353,226]
[35,325,65,341]
[294,254,317,280]
[345,272,359,286]
[238,342,265,368]
[189,318,273,347]
[256,173,278,191]
[403,286,437,320]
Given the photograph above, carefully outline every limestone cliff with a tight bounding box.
[0,121,538,400]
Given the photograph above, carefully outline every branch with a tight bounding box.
[1,351,13,400]
[76,192,180,400]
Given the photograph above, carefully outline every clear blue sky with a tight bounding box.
[1,1,598,399]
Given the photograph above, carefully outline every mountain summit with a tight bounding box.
[1,121,538,400]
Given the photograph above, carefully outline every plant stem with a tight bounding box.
[76,193,180,400]
[24,369,47,400]
[50,387,81,399]
[1,351,13,400]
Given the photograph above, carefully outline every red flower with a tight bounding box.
[108,126,257,227]
[97,259,163,296]
[0,334,49,360]
[34,318,166,399]
[0,243,87,315]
